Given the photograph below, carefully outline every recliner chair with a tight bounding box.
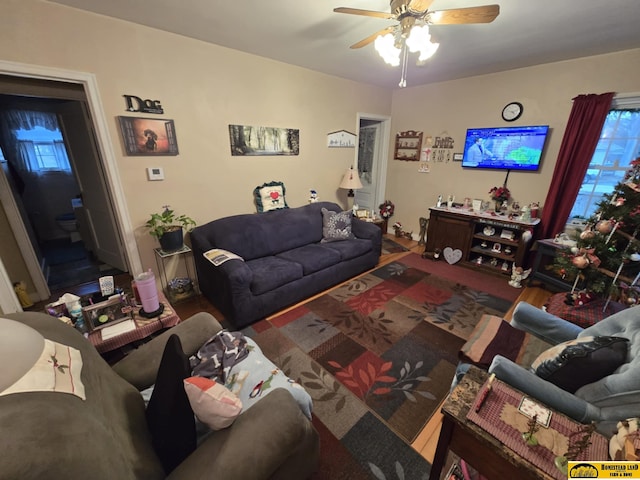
[488,301,640,433]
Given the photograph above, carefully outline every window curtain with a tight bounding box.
[538,92,615,240]
[53,140,71,171]
[0,109,67,176]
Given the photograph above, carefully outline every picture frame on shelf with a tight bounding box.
[355,209,369,219]
[82,296,131,331]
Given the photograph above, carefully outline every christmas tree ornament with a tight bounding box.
[596,219,613,234]
[580,229,595,240]
[572,254,590,269]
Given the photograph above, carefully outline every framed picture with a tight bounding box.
[394,130,423,161]
[118,116,179,156]
[82,296,131,331]
[355,209,369,219]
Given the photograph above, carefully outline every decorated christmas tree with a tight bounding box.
[553,157,640,305]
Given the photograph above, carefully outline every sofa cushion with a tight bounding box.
[184,376,242,430]
[276,244,341,275]
[247,256,304,295]
[530,335,629,393]
[322,238,372,261]
[320,207,355,242]
[146,335,196,474]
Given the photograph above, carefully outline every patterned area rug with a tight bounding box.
[241,253,517,479]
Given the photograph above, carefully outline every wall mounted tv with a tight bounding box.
[462,125,549,171]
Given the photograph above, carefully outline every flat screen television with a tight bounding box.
[461,125,549,171]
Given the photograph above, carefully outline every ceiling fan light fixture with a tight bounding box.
[374,33,401,66]
[406,24,439,63]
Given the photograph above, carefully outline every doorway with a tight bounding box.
[0,74,128,299]
[354,113,391,224]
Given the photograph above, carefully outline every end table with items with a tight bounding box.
[88,290,181,354]
[431,366,609,480]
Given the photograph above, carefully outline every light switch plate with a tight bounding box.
[147,167,164,181]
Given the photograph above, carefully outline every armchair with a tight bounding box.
[488,301,640,433]
[0,311,319,480]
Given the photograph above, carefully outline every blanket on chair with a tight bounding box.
[459,314,550,369]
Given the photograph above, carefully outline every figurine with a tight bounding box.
[392,222,412,239]
[509,264,532,288]
[418,217,428,245]
[308,189,318,203]
[13,281,33,308]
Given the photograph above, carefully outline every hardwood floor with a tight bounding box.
[28,234,553,467]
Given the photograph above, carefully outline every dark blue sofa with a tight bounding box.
[191,202,382,328]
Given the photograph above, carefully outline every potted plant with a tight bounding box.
[146,205,196,252]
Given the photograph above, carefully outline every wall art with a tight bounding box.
[229,124,299,156]
[327,130,356,148]
[394,130,423,161]
[118,116,179,156]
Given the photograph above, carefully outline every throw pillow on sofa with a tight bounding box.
[184,376,243,430]
[321,207,355,243]
[530,335,629,393]
[254,181,289,213]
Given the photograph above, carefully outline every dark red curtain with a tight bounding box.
[539,92,615,240]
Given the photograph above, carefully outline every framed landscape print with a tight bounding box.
[118,116,179,156]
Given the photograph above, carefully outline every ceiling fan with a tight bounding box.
[334,0,500,50]
[334,1,499,86]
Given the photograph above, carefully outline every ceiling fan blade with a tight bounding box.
[407,0,435,15]
[333,7,395,20]
[350,26,396,49]
[427,4,500,25]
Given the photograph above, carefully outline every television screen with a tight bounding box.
[461,125,549,171]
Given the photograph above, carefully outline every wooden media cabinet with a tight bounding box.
[424,207,540,276]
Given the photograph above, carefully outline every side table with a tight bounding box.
[371,218,388,234]
[528,239,572,291]
[153,245,199,303]
[88,291,180,354]
[431,366,608,480]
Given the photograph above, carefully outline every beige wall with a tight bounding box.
[387,48,640,235]
[0,0,390,292]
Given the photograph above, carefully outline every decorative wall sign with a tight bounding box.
[123,95,164,114]
[431,134,455,162]
[229,124,299,156]
[394,130,423,161]
[118,116,179,156]
[327,130,356,148]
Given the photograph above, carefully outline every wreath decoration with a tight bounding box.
[379,200,395,219]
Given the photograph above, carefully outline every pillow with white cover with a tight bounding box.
[183,376,242,430]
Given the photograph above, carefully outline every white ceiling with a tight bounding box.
[48,0,640,89]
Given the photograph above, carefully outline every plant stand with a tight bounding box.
[153,245,199,303]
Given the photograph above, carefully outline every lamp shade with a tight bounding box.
[0,318,45,392]
[339,167,363,190]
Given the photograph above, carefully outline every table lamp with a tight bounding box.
[339,166,363,211]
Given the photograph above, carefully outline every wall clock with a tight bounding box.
[502,101,523,122]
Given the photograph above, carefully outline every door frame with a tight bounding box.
[355,112,391,221]
[0,60,142,311]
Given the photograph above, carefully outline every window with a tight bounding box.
[569,96,640,220]
[33,142,60,170]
